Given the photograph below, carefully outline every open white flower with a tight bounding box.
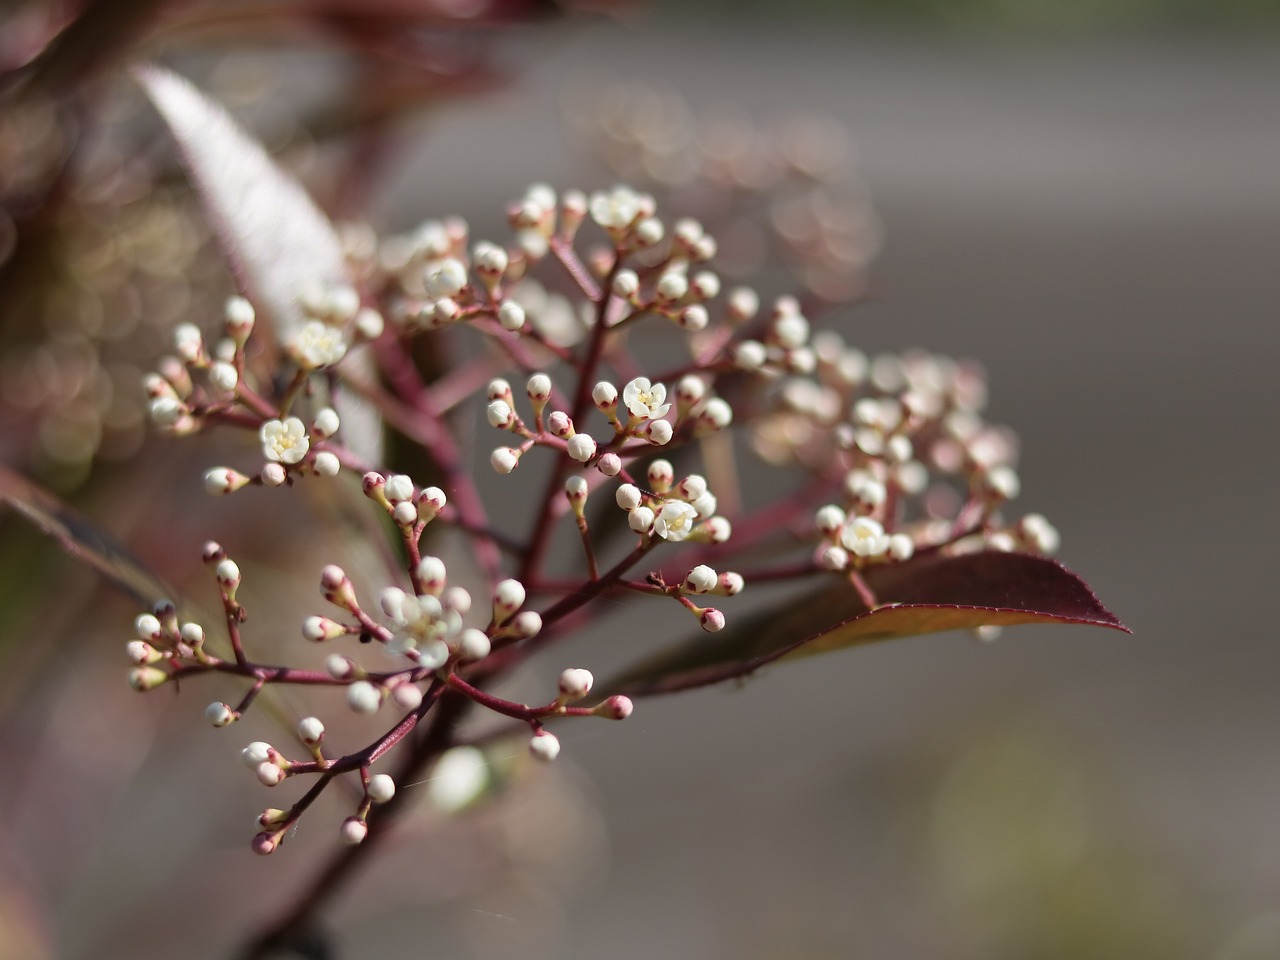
[622,377,671,421]
[840,516,889,558]
[652,500,699,542]
[289,319,347,369]
[260,417,310,464]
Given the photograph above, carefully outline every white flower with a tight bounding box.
[840,516,889,558]
[289,319,347,369]
[260,417,310,464]
[622,377,671,421]
[589,186,643,232]
[652,501,699,542]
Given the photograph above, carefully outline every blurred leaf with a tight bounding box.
[134,64,383,462]
[606,552,1128,697]
[0,464,174,607]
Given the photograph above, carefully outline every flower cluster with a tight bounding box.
[127,179,1059,854]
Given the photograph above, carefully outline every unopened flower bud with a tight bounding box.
[647,459,674,493]
[457,628,491,662]
[347,680,381,714]
[258,808,287,828]
[417,486,447,521]
[135,613,163,642]
[392,682,424,711]
[526,373,552,403]
[321,565,358,611]
[384,474,414,503]
[497,300,526,331]
[126,640,159,664]
[700,608,726,633]
[593,694,634,720]
[312,407,340,439]
[628,505,655,534]
[683,565,717,594]
[313,451,341,477]
[592,381,618,410]
[256,761,284,787]
[567,434,597,462]
[491,446,521,474]
[297,716,325,744]
[558,668,594,701]
[204,467,250,495]
[208,361,238,394]
[251,832,278,856]
[205,702,235,727]
[216,559,241,594]
[392,501,418,526]
[260,462,287,487]
[597,452,622,476]
[340,817,367,845]
[367,774,396,803]
[528,730,560,762]
[242,742,273,768]
[326,654,355,680]
[612,269,640,300]
[492,579,525,624]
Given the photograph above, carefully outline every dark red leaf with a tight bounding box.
[605,551,1128,697]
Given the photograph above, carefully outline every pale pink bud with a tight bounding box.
[256,761,284,787]
[340,817,368,845]
[700,608,726,633]
[593,694,634,720]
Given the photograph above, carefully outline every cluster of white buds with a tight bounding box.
[614,464,730,544]
[813,504,914,571]
[362,470,447,531]
[747,330,1059,562]
[286,284,379,369]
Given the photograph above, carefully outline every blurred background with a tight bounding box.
[1,1,1278,958]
